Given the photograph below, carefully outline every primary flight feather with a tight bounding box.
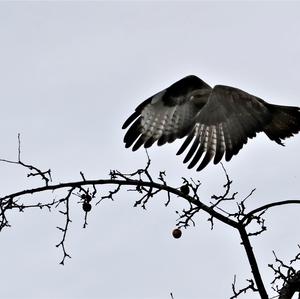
[122,75,300,171]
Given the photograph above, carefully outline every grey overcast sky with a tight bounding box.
[0,2,300,299]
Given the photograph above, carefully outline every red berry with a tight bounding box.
[172,228,182,239]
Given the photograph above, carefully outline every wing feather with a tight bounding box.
[176,128,196,155]
[187,125,208,168]
[197,126,217,171]
[213,123,225,164]
[183,125,204,164]
[132,135,146,151]
[124,118,142,148]
[122,75,211,151]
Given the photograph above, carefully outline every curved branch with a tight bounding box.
[0,177,239,229]
[243,200,300,223]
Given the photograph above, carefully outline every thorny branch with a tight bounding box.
[56,188,74,265]
[1,141,300,298]
[230,275,257,299]
[269,248,300,299]
[210,163,238,208]
[0,133,52,186]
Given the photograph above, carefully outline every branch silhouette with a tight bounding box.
[1,139,300,298]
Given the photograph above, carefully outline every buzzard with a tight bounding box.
[122,75,300,171]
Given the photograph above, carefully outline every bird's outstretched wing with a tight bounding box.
[122,75,211,151]
[123,76,300,171]
[177,85,300,171]
[177,85,273,171]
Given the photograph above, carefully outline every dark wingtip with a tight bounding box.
[123,118,141,147]
[122,96,153,129]
[144,137,157,148]
[176,131,195,155]
[225,151,233,162]
[122,111,140,129]
[196,154,212,171]
[187,145,205,169]
[132,135,146,151]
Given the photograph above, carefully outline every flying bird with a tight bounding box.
[122,75,300,171]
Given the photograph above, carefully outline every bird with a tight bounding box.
[122,75,300,171]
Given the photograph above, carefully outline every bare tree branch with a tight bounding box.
[243,200,300,223]
[230,275,258,299]
[1,143,300,299]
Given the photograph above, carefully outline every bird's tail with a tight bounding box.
[263,103,300,145]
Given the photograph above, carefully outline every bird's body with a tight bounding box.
[122,75,300,171]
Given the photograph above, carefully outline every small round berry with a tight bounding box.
[180,184,190,195]
[172,228,182,239]
[82,202,92,212]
